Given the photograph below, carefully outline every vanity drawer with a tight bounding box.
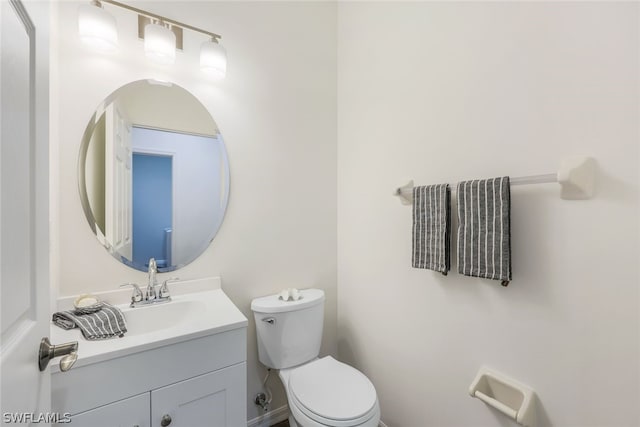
[52,327,246,416]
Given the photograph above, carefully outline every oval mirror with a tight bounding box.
[78,80,229,272]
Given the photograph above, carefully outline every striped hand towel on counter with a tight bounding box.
[456,177,511,286]
[52,302,127,340]
[412,184,451,275]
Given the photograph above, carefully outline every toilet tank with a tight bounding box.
[251,289,325,369]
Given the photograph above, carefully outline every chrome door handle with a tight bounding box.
[262,317,275,325]
[38,337,78,372]
[160,414,172,426]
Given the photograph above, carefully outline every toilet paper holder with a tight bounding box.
[468,366,536,427]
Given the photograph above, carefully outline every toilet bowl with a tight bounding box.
[280,356,380,427]
[251,289,380,427]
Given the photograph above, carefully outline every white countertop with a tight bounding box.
[50,279,247,373]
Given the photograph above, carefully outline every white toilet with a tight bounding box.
[251,289,380,427]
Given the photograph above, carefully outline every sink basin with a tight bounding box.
[50,279,248,371]
[122,299,206,336]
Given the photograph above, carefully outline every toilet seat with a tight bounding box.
[288,356,378,427]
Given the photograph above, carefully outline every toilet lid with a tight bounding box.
[289,356,377,424]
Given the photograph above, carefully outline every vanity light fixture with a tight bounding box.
[200,38,227,79]
[78,0,118,53]
[78,0,227,77]
[144,21,176,65]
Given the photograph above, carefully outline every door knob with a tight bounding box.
[38,337,78,372]
[160,414,172,426]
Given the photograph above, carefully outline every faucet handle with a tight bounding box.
[159,277,179,299]
[120,283,143,303]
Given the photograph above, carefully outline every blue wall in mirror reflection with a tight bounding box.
[132,153,173,268]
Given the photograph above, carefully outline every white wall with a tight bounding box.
[51,1,337,421]
[337,2,639,427]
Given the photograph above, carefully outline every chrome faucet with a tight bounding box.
[146,258,158,301]
[119,259,177,308]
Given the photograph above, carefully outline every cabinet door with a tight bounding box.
[151,362,246,427]
[66,392,150,427]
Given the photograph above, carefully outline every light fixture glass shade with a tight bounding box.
[78,2,118,53]
[144,23,176,65]
[200,39,227,79]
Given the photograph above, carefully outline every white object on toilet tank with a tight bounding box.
[278,288,302,301]
[251,288,325,369]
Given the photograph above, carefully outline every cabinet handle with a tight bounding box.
[161,414,172,426]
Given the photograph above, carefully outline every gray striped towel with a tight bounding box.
[52,302,127,340]
[456,176,511,286]
[412,184,451,274]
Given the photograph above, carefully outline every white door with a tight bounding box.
[0,0,51,422]
[105,101,133,261]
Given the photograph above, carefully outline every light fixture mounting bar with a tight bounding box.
[101,0,222,41]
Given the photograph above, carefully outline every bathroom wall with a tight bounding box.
[337,2,639,427]
[50,1,337,422]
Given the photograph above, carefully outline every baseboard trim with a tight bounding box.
[247,404,289,427]
[247,405,386,427]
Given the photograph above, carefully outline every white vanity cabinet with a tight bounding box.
[51,286,248,427]
[53,328,246,427]
[68,363,245,427]
[70,393,150,427]
[151,363,245,427]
